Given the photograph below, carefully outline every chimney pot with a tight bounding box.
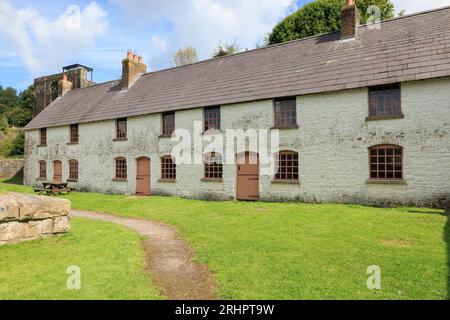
[138,56,143,63]
[127,50,132,60]
[133,53,138,62]
[62,73,67,81]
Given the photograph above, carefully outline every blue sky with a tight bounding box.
[0,0,448,91]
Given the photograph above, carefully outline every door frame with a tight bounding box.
[135,157,151,196]
[235,152,260,201]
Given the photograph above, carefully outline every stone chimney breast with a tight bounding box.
[341,0,360,40]
[58,73,73,97]
[121,51,147,90]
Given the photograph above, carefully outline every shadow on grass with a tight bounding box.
[407,210,448,216]
[2,169,23,185]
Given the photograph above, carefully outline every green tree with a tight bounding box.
[0,84,34,129]
[0,115,8,132]
[4,107,32,128]
[267,0,395,45]
[172,47,199,67]
[7,130,25,157]
[0,86,18,105]
[212,41,241,58]
[18,85,35,112]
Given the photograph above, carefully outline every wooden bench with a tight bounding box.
[34,183,74,196]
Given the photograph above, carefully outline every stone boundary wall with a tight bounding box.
[0,193,70,245]
[0,159,24,179]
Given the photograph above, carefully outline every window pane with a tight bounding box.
[115,158,127,179]
[116,119,127,139]
[40,128,47,145]
[369,84,401,116]
[204,107,220,131]
[39,161,46,179]
[274,98,297,127]
[161,157,176,180]
[275,152,299,181]
[162,113,175,135]
[369,146,402,180]
[69,160,78,180]
[70,124,79,143]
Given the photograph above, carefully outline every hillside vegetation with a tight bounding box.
[0,128,24,159]
[0,84,33,158]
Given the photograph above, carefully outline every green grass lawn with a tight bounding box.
[0,181,448,300]
[0,216,161,300]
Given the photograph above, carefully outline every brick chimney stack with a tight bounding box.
[341,0,360,40]
[122,50,147,90]
[58,73,73,97]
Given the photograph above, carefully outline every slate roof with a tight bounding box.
[25,6,450,130]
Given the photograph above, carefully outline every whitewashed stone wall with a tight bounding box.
[24,77,450,207]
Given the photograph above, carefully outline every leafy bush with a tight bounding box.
[212,41,241,58]
[4,107,32,128]
[0,115,8,132]
[0,128,24,158]
[0,84,34,129]
[267,0,395,45]
[7,130,24,157]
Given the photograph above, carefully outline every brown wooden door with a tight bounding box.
[236,152,259,200]
[53,161,62,182]
[136,157,151,196]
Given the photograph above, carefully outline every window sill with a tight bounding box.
[37,144,47,148]
[113,138,128,142]
[66,142,79,145]
[67,179,78,182]
[36,178,46,181]
[112,178,128,182]
[203,129,222,135]
[366,179,406,185]
[271,179,300,185]
[158,134,173,139]
[201,178,223,182]
[158,179,176,183]
[366,114,404,121]
[270,125,299,130]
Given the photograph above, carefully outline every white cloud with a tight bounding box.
[109,0,296,69]
[0,1,108,76]
[109,0,450,70]
[151,36,168,52]
[393,0,450,14]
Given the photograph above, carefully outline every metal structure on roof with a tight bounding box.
[62,64,94,84]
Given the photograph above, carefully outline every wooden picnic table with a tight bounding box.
[34,181,73,195]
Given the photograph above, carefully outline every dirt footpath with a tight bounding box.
[71,210,218,300]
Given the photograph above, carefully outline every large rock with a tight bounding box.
[0,222,24,241]
[0,193,71,245]
[52,216,70,234]
[0,195,20,221]
[13,193,70,221]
